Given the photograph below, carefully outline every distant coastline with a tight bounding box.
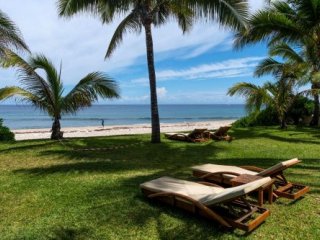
[0,104,245,130]
[13,120,236,141]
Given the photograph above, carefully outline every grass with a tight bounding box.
[0,126,319,239]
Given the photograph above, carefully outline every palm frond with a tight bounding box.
[268,42,304,63]
[0,10,29,54]
[105,9,141,58]
[227,82,270,112]
[0,86,34,101]
[187,0,249,31]
[29,54,64,107]
[166,1,194,32]
[63,72,120,114]
[57,0,132,23]
[234,7,302,49]
[254,58,283,78]
[1,50,56,113]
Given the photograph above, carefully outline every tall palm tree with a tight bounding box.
[234,0,320,126]
[57,0,249,143]
[0,10,29,56]
[0,50,120,139]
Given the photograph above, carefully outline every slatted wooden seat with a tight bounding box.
[192,158,310,201]
[140,176,272,232]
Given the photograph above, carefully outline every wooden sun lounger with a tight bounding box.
[165,128,211,142]
[210,126,232,141]
[140,176,272,232]
[192,158,310,201]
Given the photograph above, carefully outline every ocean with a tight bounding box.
[0,104,246,130]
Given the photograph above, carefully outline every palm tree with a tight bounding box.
[0,50,120,139]
[57,0,249,143]
[0,10,29,56]
[228,57,301,128]
[234,0,320,126]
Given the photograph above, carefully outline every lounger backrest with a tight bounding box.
[140,176,271,206]
[201,177,271,205]
[214,126,231,136]
[257,158,300,177]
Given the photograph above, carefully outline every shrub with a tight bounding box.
[232,107,278,128]
[287,96,314,125]
[0,119,15,141]
[233,96,314,128]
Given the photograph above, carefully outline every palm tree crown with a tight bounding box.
[0,50,120,139]
[228,54,302,128]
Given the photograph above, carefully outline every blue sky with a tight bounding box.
[0,0,269,104]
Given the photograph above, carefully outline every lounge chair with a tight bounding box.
[192,158,310,200]
[140,176,271,232]
[210,126,232,141]
[165,128,210,142]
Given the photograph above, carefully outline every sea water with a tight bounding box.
[0,104,246,129]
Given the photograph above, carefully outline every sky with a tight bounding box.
[0,0,269,104]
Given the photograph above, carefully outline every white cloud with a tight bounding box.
[130,56,263,85]
[157,87,167,98]
[159,90,244,104]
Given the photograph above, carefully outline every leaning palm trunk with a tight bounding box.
[51,117,63,140]
[144,22,160,143]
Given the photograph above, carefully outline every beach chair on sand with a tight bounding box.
[192,158,310,200]
[210,126,232,141]
[165,128,210,142]
[140,176,272,232]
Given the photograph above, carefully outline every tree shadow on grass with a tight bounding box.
[13,138,226,176]
[232,127,320,145]
[0,141,58,154]
[47,226,91,240]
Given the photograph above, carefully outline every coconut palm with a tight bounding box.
[0,50,120,139]
[57,0,249,143]
[228,57,301,128]
[234,0,320,126]
[0,10,29,56]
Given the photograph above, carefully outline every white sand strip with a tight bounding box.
[12,120,235,141]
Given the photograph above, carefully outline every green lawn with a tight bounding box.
[0,127,319,239]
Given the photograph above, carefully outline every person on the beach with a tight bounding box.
[101,119,104,128]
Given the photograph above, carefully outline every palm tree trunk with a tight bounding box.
[144,22,161,143]
[310,84,319,126]
[280,118,287,129]
[51,117,63,140]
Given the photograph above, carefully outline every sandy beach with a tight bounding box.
[12,120,235,140]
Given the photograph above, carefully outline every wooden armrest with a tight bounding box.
[258,179,276,190]
[197,181,224,188]
[200,171,241,179]
[240,166,265,172]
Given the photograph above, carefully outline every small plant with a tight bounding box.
[0,118,15,141]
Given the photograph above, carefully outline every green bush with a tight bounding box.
[233,96,314,128]
[287,96,314,124]
[233,107,278,128]
[0,119,15,141]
